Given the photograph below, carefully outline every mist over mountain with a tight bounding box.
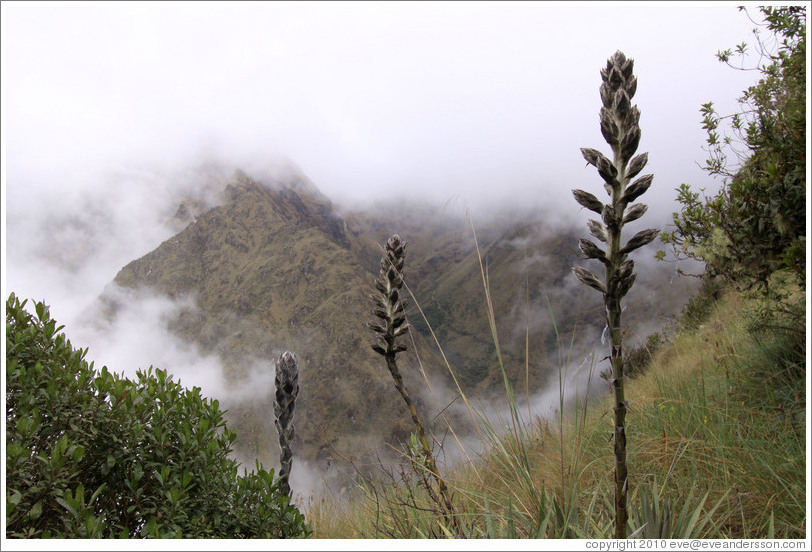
[59,162,697,496]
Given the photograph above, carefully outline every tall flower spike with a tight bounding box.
[369,234,411,357]
[274,350,299,498]
[571,51,659,540]
[367,234,461,533]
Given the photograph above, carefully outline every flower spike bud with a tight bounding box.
[614,89,631,121]
[617,259,635,281]
[622,174,654,204]
[579,238,609,264]
[626,75,638,99]
[587,219,608,242]
[600,82,614,108]
[573,189,605,213]
[572,266,606,293]
[602,204,620,231]
[622,203,649,224]
[608,67,624,90]
[626,153,649,180]
[620,126,641,164]
[598,164,619,188]
[600,108,620,145]
[619,228,659,255]
[581,148,610,170]
[617,272,638,299]
[621,57,634,80]
[588,153,619,182]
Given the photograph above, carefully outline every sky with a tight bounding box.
[3,1,765,205]
[2,0,769,286]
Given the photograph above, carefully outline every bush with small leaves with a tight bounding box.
[5,293,310,539]
[660,7,806,292]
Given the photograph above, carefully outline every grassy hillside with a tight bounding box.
[306,283,806,538]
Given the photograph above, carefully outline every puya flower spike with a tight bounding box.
[367,234,461,533]
[274,350,299,498]
[571,51,659,539]
[369,234,411,357]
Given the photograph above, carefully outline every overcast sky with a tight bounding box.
[3,1,765,199]
[2,1,769,322]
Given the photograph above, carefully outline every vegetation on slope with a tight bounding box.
[307,282,806,538]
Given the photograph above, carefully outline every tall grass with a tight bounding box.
[307,271,805,538]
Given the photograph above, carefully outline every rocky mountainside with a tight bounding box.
[102,166,695,478]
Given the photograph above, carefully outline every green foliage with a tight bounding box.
[675,275,726,333]
[661,6,806,290]
[629,482,727,539]
[5,293,310,539]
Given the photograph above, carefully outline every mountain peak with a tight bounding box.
[230,159,325,200]
[221,169,350,250]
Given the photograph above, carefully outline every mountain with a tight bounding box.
[100,165,695,480]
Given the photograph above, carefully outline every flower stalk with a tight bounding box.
[274,350,299,498]
[572,51,658,539]
[368,234,460,533]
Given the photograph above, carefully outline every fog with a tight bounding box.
[3,2,763,501]
[5,3,760,211]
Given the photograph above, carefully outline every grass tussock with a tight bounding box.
[307,284,806,538]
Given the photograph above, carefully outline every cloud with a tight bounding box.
[73,285,228,394]
[3,3,761,216]
[4,163,234,329]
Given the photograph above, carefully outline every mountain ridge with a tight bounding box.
[100,164,695,479]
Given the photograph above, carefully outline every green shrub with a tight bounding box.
[5,293,310,539]
[660,7,806,291]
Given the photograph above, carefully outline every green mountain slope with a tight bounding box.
[104,165,694,475]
